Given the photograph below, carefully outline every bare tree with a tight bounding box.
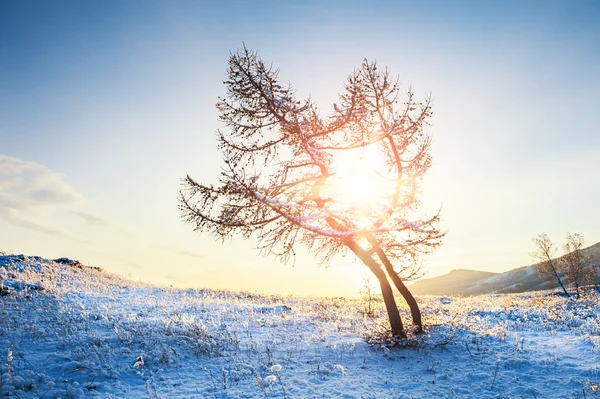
[531,233,570,297]
[360,274,378,319]
[180,46,444,337]
[562,232,593,299]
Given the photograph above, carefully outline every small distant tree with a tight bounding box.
[359,274,378,319]
[562,232,593,299]
[531,232,597,299]
[180,46,444,337]
[531,233,570,297]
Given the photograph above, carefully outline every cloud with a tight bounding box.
[0,154,84,214]
[0,154,88,240]
[2,208,90,243]
[72,211,111,226]
[0,154,137,241]
[71,210,137,236]
[152,244,204,259]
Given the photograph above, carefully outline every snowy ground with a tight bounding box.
[2,255,600,398]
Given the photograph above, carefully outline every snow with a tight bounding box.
[254,305,292,314]
[253,192,297,208]
[297,209,330,222]
[2,254,600,398]
[305,143,333,166]
[467,266,540,295]
[252,191,358,238]
[479,266,535,286]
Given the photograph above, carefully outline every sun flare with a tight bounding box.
[326,145,395,217]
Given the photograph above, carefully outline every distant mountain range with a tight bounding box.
[410,242,600,296]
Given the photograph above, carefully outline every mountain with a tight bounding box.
[411,241,600,296]
[409,269,499,296]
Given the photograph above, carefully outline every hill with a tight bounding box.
[409,269,499,296]
[411,241,600,296]
[2,252,600,398]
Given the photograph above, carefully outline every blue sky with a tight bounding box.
[1,0,599,296]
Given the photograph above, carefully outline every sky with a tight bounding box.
[1,0,599,297]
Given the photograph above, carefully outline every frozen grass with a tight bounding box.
[2,254,600,398]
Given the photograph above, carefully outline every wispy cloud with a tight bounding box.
[0,154,90,240]
[152,244,204,259]
[71,211,111,227]
[0,154,84,214]
[72,210,136,235]
[2,208,90,243]
[0,154,137,241]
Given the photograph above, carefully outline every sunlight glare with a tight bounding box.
[326,144,395,222]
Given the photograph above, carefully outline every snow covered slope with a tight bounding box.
[465,265,550,295]
[2,253,600,398]
[411,241,600,296]
[409,269,499,296]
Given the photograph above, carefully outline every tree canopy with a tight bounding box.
[180,46,444,336]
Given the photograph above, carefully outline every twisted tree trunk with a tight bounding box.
[365,234,423,333]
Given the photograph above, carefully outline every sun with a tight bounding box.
[325,144,395,220]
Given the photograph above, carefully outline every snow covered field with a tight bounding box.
[2,255,600,398]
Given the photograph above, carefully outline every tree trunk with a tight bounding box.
[385,268,422,333]
[365,234,423,333]
[550,261,570,298]
[344,238,405,337]
[372,266,406,338]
